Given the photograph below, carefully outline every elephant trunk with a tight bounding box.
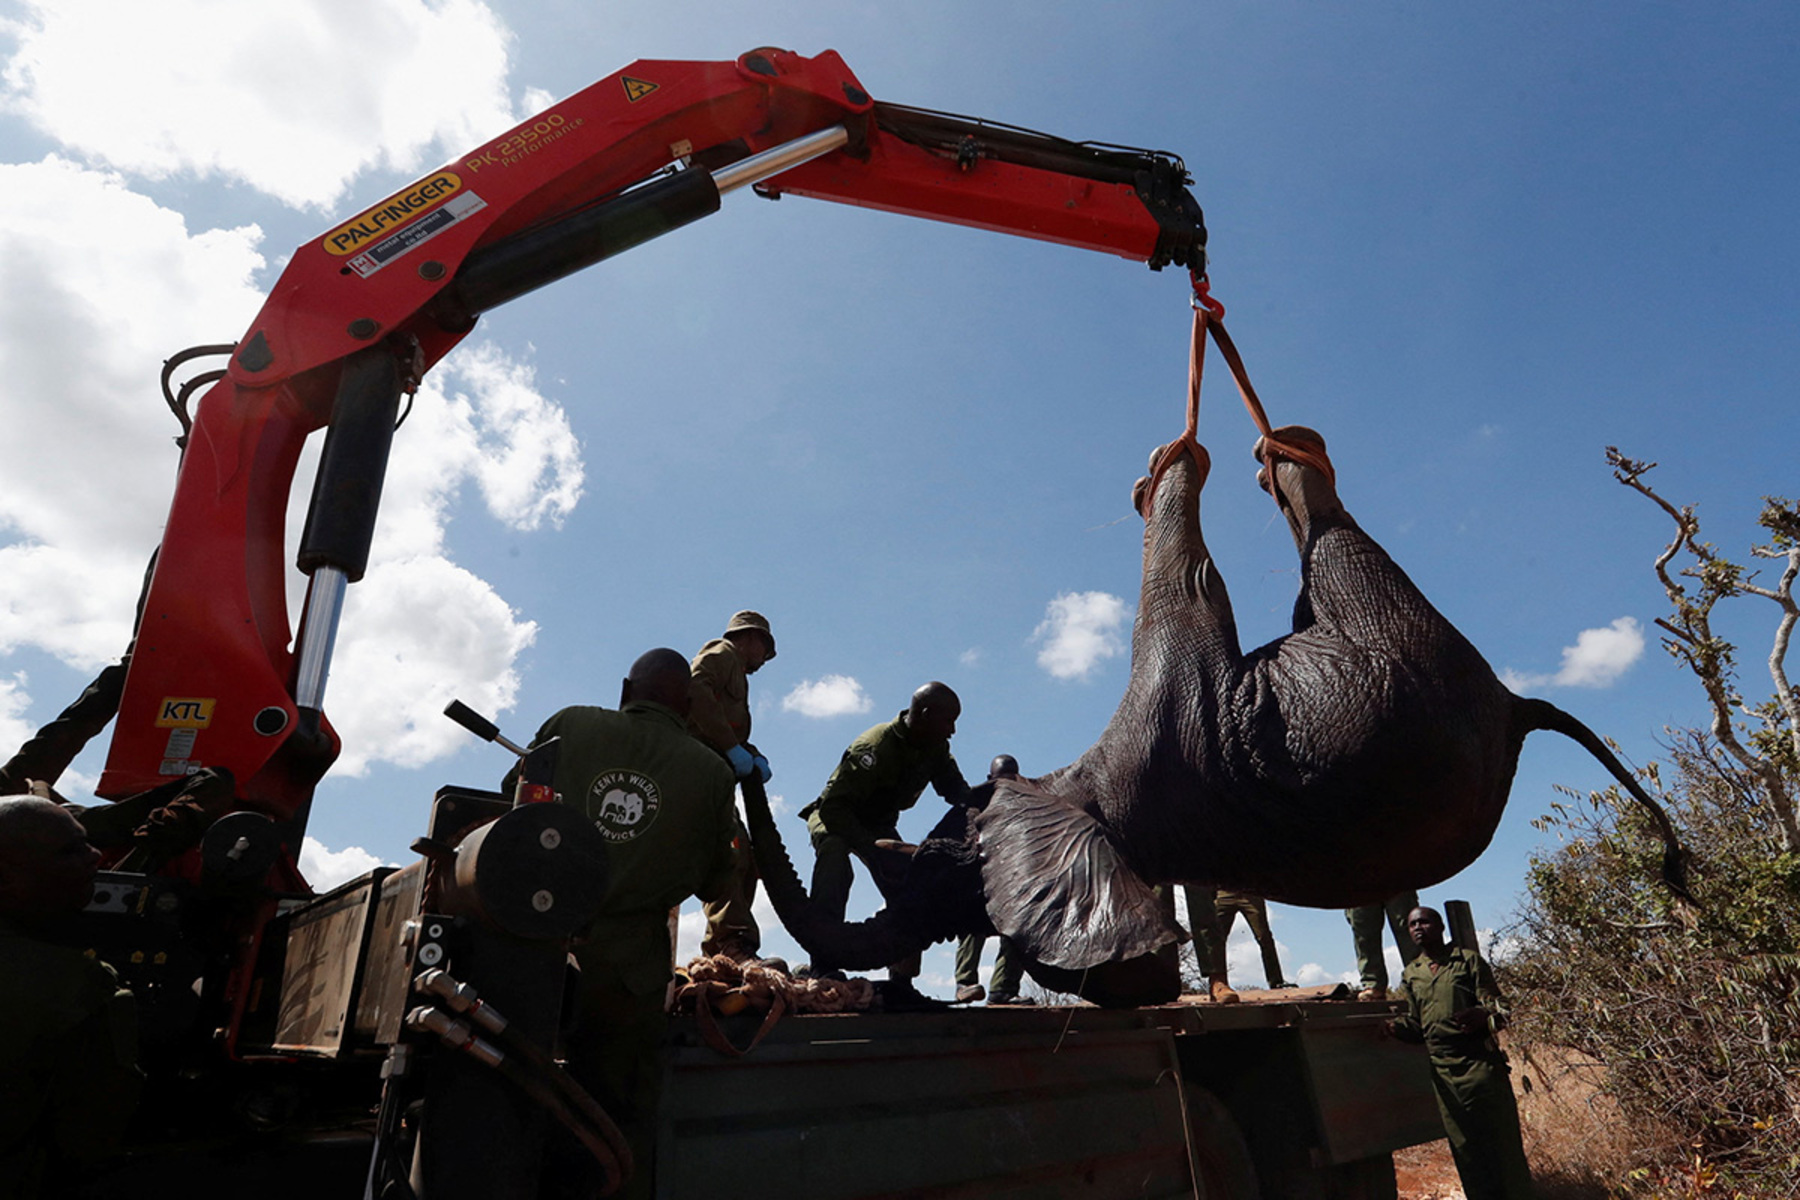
[738,776,929,970]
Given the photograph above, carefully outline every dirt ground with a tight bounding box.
[1394,1139,1466,1200]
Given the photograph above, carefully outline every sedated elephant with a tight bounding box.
[745,426,1687,1007]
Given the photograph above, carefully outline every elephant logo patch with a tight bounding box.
[587,770,661,843]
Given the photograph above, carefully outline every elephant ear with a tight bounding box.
[974,781,1184,971]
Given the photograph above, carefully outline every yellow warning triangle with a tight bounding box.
[622,76,658,103]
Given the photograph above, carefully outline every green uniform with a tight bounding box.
[686,638,761,958]
[1391,946,1533,1200]
[1345,890,1421,991]
[0,921,142,1197]
[799,713,968,979]
[506,700,737,1200]
[954,933,1023,998]
[1174,885,1229,977]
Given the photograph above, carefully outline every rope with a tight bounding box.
[1137,274,1335,518]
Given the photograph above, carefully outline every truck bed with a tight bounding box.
[659,989,1442,1199]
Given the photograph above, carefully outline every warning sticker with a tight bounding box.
[347,191,488,278]
[621,76,658,103]
[156,698,214,728]
[160,727,201,775]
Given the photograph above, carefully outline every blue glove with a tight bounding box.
[751,754,773,784]
[725,744,755,779]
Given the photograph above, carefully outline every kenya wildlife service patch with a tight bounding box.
[588,770,661,843]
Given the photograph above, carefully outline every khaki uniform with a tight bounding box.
[686,638,760,958]
[1206,889,1289,988]
[0,921,142,1197]
[1391,947,1533,1200]
[505,700,737,1200]
[799,714,968,979]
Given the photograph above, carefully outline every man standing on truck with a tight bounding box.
[687,610,777,965]
[1386,905,1533,1200]
[505,648,739,1200]
[953,754,1034,1006]
[0,795,143,1198]
[1345,889,1422,1001]
[798,681,969,1002]
[1210,889,1295,991]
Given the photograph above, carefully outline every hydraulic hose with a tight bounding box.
[414,970,633,1176]
[405,999,631,1194]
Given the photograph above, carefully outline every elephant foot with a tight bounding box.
[1252,425,1345,542]
[1208,975,1241,1005]
[1134,437,1212,518]
[1251,425,1332,491]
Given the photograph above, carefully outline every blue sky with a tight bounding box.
[1,2,1794,992]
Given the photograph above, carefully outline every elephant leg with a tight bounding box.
[1132,442,1245,666]
[1254,426,1452,644]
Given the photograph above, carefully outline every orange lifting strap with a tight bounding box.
[1140,274,1335,517]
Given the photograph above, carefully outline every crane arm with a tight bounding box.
[98,47,1206,832]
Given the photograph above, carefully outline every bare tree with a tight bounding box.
[1607,448,1800,850]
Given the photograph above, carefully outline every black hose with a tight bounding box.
[160,342,236,437]
[407,1001,631,1193]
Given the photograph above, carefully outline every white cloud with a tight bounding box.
[782,675,873,719]
[326,556,537,775]
[1031,591,1130,681]
[0,156,268,668]
[0,158,581,778]
[2,0,526,209]
[1502,616,1644,692]
[674,901,706,963]
[958,647,982,668]
[298,835,390,890]
[1294,962,1359,988]
[0,673,33,770]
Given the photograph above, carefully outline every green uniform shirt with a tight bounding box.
[687,638,751,758]
[504,700,738,996]
[800,712,969,833]
[0,922,143,1193]
[1392,945,1507,1064]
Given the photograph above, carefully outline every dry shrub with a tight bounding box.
[1499,733,1800,1197]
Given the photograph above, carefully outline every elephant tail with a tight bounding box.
[737,776,927,971]
[1516,697,1694,902]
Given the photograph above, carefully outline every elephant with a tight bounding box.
[745,426,1688,1007]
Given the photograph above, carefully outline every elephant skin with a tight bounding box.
[747,427,1686,1007]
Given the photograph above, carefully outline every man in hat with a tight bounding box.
[687,611,776,963]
